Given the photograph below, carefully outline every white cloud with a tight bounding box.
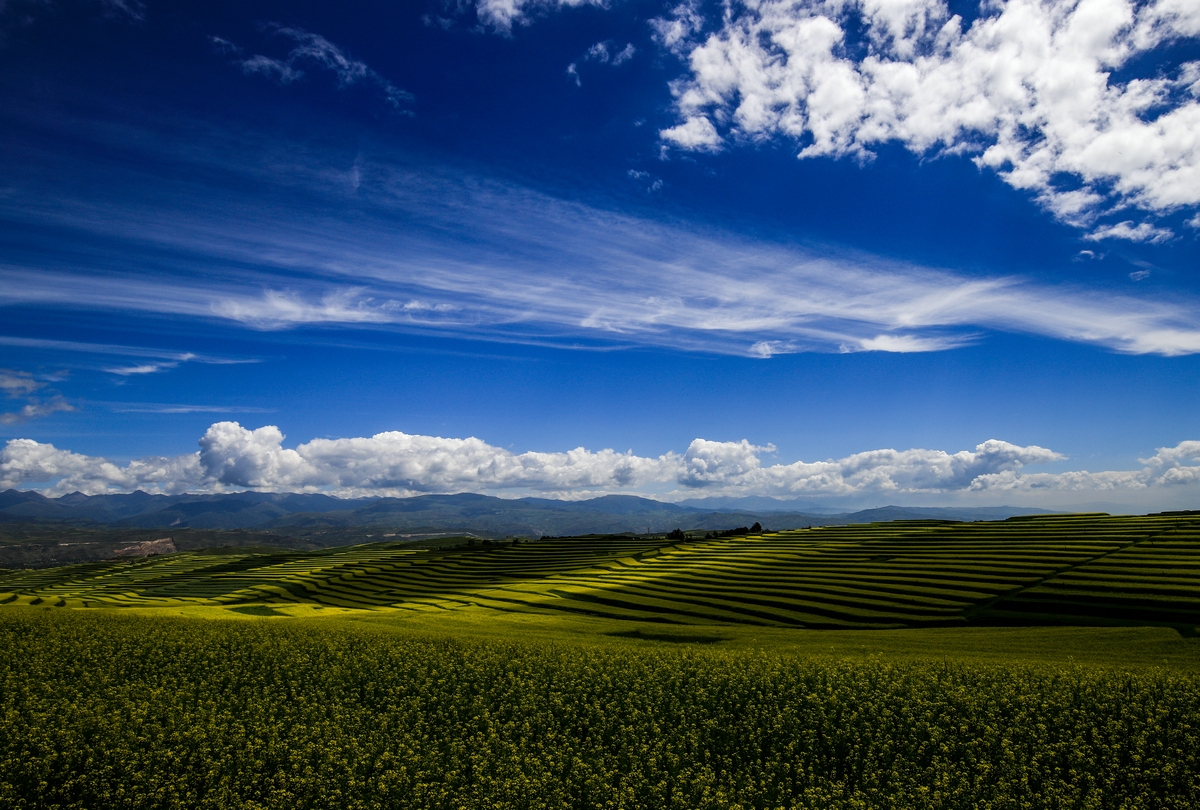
[6,126,1200,359]
[0,438,201,494]
[651,1,706,54]
[681,439,775,487]
[611,43,637,65]
[0,370,72,424]
[1141,439,1200,467]
[108,403,275,414]
[100,351,228,377]
[660,0,1200,227]
[570,41,637,84]
[0,336,249,364]
[213,27,412,108]
[6,422,1199,506]
[100,0,144,22]
[626,169,664,191]
[587,41,611,61]
[104,362,176,376]
[239,54,303,84]
[854,333,973,352]
[0,398,73,425]
[970,440,1200,492]
[583,40,637,65]
[704,439,1067,496]
[0,422,679,496]
[475,0,606,32]
[749,339,799,357]
[0,369,42,398]
[1086,221,1173,243]
[209,288,407,329]
[661,116,723,150]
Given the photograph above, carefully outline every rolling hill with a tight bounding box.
[4,511,1198,630]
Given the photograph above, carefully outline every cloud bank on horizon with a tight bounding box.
[3,423,1198,506]
[657,0,1200,237]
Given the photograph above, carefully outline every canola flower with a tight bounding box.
[1,610,1198,809]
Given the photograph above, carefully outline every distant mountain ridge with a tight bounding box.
[0,489,1051,538]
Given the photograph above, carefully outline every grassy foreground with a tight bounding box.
[2,607,1200,810]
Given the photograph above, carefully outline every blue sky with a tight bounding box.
[1,0,1199,509]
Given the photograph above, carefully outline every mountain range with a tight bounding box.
[0,489,1051,538]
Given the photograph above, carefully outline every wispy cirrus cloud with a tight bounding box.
[99,0,144,22]
[0,336,260,377]
[3,170,1200,356]
[103,402,276,414]
[104,362,178,376]
[211,26,413,108]
[4,422,1198,509]
[3,108,1200,358]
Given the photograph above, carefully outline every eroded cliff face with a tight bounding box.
[113,538,177,558]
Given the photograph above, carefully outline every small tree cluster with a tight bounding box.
[704,522,763,539]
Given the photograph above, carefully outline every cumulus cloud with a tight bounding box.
[0,422,678,496]
[703,439,1067,496]
[212,27,412,108]
[569,40,637,85]
[627,169,664,192]
[971,440,1200,492]
[0,369,72,424]
[0,369,42,398]
[660,116,723,150]
[660,0,1200,228]
[5,422,1198,504]
[0,437,198,493]
[681,439,775,487]
[585,40,636,65]
[0,398,73,425]
[1086,221,1174,243]
[651,0,706,54]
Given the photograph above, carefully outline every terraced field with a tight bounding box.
[2,512,1198,629]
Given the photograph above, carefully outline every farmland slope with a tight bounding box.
[4,512,1199,629]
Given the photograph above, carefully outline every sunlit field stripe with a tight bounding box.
[4,512,1199,627]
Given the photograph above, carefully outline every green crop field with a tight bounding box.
[3,512,1199,630]
[3,512,1200,809]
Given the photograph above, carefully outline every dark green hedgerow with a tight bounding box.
[1,611,1198,810]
